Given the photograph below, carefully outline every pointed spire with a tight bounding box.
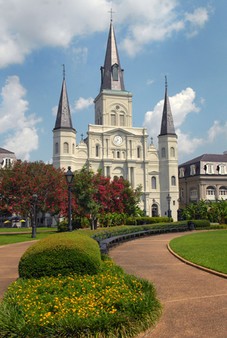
[100,20,125,91]
[54,65,74,130]
[159,76,176,136]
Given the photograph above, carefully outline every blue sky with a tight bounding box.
[0,0,226,165]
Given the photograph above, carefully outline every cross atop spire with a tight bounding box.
[108,8,115,22]
[165,75,168,91]
[62,64,65,80]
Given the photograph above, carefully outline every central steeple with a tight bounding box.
[100,20,125,92]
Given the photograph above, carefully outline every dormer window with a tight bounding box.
[179,167,185,178]
[112,64,119,81]
[190,164,196,175]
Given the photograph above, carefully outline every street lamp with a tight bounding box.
[166,193,172,220]
[65,166,74,232]
[31,194,38,238]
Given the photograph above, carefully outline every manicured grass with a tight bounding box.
[169,230,227,274]
[0,231,57,245]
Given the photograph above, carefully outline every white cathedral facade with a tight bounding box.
[52,21,179,220]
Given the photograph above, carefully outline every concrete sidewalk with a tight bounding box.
[0,241,35,299]
[110,232,227,338]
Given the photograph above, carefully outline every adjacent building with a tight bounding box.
[52,20,179,220]
[0,148,16,169]
[178,153,227,208]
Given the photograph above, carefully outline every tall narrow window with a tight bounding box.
[171,176,176,186]
[161,147,166,158]
[63,142,69,153]
[151,176,157,189]
[137,146,141,158]
[119,114,125,126]
[117,151,120,158]
[111,113,116,126]
[170,147,175,157]
[96,145,99,157]
[55,142,59,154]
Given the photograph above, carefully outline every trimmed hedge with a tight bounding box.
[125,216,170,225]
[18,232,102,279]
[188,219,210,228]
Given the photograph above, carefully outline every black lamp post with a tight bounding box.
[166,193,172,220]
[65,166,74,232]
[31,194,38,238]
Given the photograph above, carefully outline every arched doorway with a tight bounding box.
[152,203,158,217]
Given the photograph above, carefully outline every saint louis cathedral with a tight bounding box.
[52,20,179,220]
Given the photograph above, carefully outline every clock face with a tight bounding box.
[113,135,123,146]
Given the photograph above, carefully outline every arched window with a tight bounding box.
[219,186,227,196]
[161,147,166,158]
[151,176,157,189]
[72,143,75,154]
[171,176,176,186]
[111,112,116,126]
[63,142,69,153]
[117,151,120,158]
[170,147,175,157]
[119,114,125,126]
[55,142,59,154]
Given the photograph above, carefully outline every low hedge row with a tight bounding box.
[125,216,170,225]
[188,219,210,228]
[19,232,102,278]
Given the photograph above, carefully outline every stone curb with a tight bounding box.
[167,243,227,279]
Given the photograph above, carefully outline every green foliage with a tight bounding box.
[188,219,210,229]
[99,212,127,227]
[0,260,161,337]
[125,216,170,225]
[18,232,101,278]
[169,230,227,274]
[182,199,227,224]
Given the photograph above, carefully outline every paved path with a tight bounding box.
[110,232,227,338]
[0,241,35,299]
[0,233,227,337]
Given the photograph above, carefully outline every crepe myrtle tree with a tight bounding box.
[0,161,69,224]
[71,166,142,228]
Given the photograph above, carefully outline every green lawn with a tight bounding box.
[169,230,227,274]
[0,229,57,245]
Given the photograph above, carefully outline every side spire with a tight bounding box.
[159,76,176,136]
[100,20,125,91]
[54,65,74,130]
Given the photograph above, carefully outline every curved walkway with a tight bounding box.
[0,241,35,299]
[0,233,227,337]
[110,232,227,338]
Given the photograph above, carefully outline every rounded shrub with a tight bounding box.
[18,232,102,279]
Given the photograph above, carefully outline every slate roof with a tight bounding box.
[100,21,125,92]
[179,153,227,166]
[159,78,176,136]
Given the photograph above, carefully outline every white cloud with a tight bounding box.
[207,120,227,143]
[74,97,94,110]
[144,87,204,159]
[185,7,211,37]
[116,0,212,56]
[0,0,212,67]
[0,76,41,160]
[144,87,200,136]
